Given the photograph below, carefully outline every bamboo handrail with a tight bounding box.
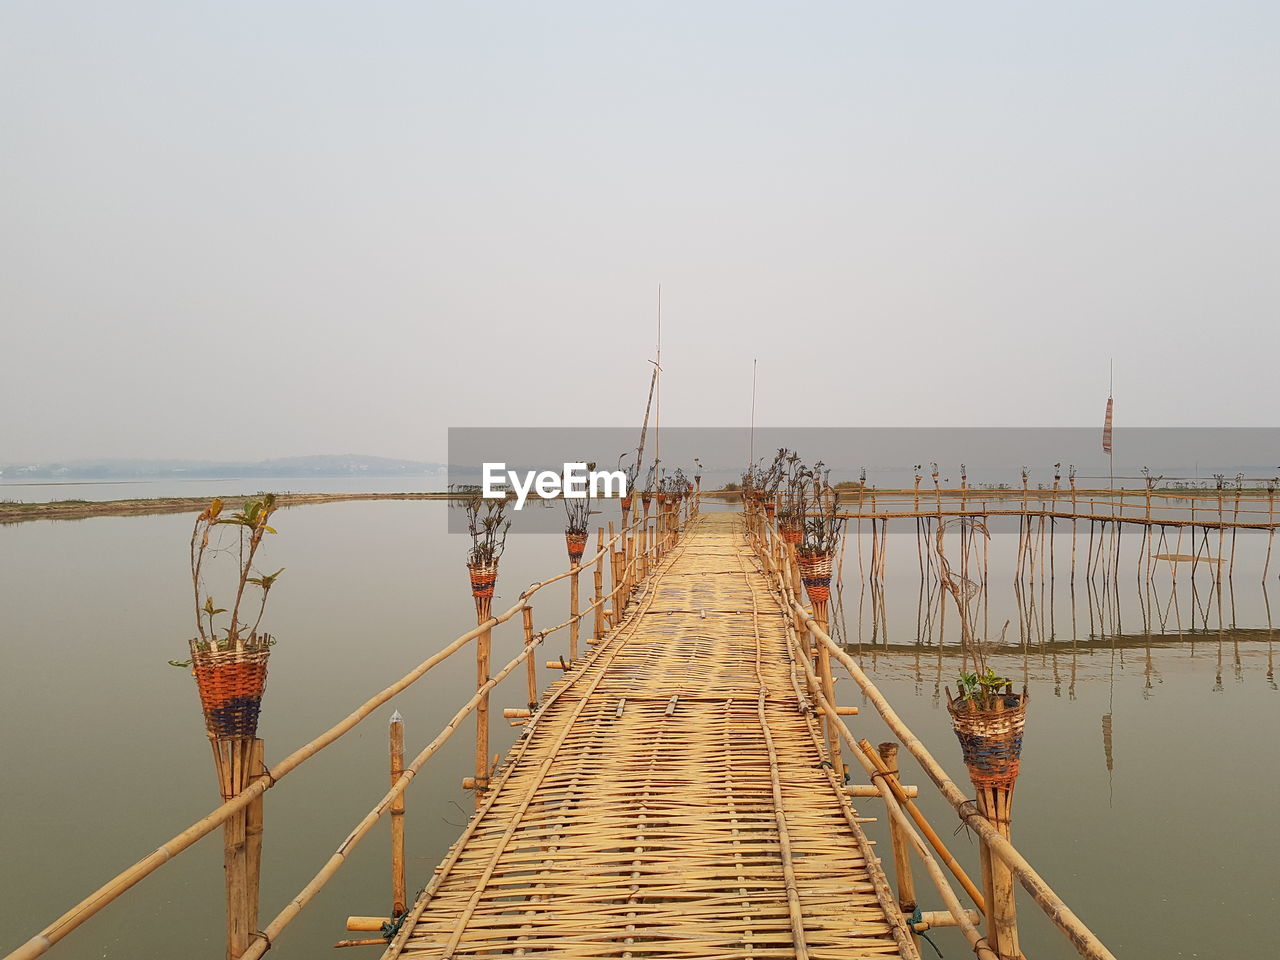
[3,513,648,960]
[237,624,557,960]
[790,599,1119,960]
[780,610,998,960]
[743,509,1114,959]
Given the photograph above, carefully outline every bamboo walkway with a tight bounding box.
[383,513,917,960]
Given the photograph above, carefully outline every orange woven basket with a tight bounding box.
[565,531,588,564]
[189,638,271,740]
[468,561,499,600]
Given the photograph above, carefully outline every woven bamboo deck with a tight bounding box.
[383,513,917,960]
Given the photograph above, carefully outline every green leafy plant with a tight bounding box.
[178,495,284,661]
[956,667,1012,707]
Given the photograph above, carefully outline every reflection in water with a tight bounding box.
[840,513,1279,706]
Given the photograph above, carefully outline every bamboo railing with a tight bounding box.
[4,496,689,960]
[839,486,1280,529]
[744,504,1118,960]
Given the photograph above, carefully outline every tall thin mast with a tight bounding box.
[749,358,758,477]
[655,285,662,490]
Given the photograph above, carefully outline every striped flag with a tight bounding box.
[1102,397,1114,454]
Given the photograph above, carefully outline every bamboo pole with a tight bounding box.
[594,527,606,641]
[569,561,580,662]
[244,739,263,949]
[878,742,918,928]
[474,611,491,810]
[389,712,406,918]
[813,595,843,779]
[523,606,538,709]
[214,737,264,960]
[856,740,985,913]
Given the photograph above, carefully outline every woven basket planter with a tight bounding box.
[565,531,588,565]
[620,495,633,512]
[947,694,1028,791]
[796,552,834,605]
[468,560,499,598]
[468,560,499,619]
[641,493,652,510]
[190,637,271,741]
[780,519,803,545]
[656,492,668,504]
[764,502,777,519]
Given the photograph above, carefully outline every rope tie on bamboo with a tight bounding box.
[907,908,944,957]
[380,893,419,942]
[250,930,272,953]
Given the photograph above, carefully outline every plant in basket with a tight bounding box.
[641,461,657,512]
[934,519,1027,792]
[776,450,810,544]
[455,484,511,618]
[759,449,788,519]
[796,466,844,605]
[176,495,284,741]
[617,451,641,516]
[564,461,594,566]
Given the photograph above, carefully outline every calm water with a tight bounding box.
[1,499,1276,958]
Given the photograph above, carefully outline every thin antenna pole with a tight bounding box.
[655,285,661,488]
[749,358,758,474]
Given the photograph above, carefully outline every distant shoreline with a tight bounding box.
[0,491,457,525]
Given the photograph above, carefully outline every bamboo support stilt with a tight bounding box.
[594,528,606,641]
[878,742,918,937]
[214,737,264,960]
[523,606,538,709]
[474,619,491,809]
[389,713,406,918]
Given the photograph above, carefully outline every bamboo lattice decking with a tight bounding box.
[384,513,917,960]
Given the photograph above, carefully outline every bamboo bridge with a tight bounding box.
[7,497,1121,960]
[381,512,913,959]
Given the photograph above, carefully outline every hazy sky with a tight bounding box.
[3,2,1277,463]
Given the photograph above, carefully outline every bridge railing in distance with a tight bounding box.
[743,507,1118,960]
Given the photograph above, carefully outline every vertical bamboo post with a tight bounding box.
[877,742,917,934]
[244,738,263,947]
[523,606,538,708]
[816,612,842,777]
[470,583,493,810]
[594,527,606,640]
[214,737,264,960]
[389,712,406,918]
[980,780,1020,960]
[569,562,580,662]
